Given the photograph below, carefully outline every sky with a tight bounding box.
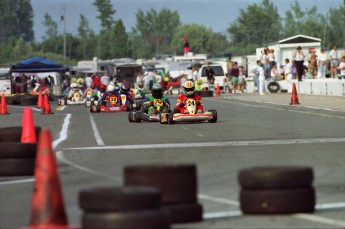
[31,0,343,41]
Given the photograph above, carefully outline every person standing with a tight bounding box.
[183,36,190,56]
[92,74,101,90]
[293,46,306,81]
[338,56,345,80]
[317,48,327,78]
[101,72,110,86]
[266,49,276,79]
[329,44,339,78]
[85,74,93,89]
[308,49,318,78]
[230,62,239,93]
[205,65,215,91]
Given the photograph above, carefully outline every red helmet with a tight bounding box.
[100,84,107,93]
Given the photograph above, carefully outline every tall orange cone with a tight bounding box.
[290,83,300,105]
[42,93,53,114]
[215,83,221,96]
[37,90,43,108]
[21,107,36,143]
[0,92,9,115]
[23,129,74,229]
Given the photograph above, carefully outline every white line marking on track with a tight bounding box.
[89,114,105,146]
[295,214,345,227]
[203,210,242,220]
[52,113,71,149]
[198,194,239,206]
[64,137,345,151]
[0,178,34,186]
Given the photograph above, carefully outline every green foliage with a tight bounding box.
[42,13,58,39]
[110,20,128,58]
[93,0,116,30]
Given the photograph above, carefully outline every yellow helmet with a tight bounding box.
[183,80,195,96]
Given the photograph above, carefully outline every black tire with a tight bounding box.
[208,109,217,123]
[240,188,315,214]
[0,158,35,176]
[96,105,101,113]
[267,81,280,93]
[124,164,197,204]
[238,166,314,189]
[128,112,135,122]
[164,202,203,223]
[196,91,213,97]
[6,95,21,105]
[135,111,141,123]
[0,143,37,159]
[0,126,41,143]
[20,95,37,106]
[168,113,175,124]
[82,209,170,229]
[79,186,161,212]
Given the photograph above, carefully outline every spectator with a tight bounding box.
[101,72,110,86]
[278,65,285,79]
[266,49,276,79]
[260,48,269,78]
[230,62,239,93]
[284,59,293,81]
[85,74,93,89]
[205,65,215,90]
[271,64,283,81]
[238,65,245,93]
[308,49,318,79]
[92,73,101,90]
[143,70,153,92]
[317,48,327,78]
[329,44,339,78]
[338,56,345,79]
[293,46,305,81]
[291,60,297,79]
[251,60,265,95]
[183,36,190,56]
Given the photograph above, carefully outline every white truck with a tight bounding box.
[197,64,228,91]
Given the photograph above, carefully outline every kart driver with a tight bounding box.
[175,80,203,114]
[67,82,84,101]
[100,83,120,106]
[143,83,170,115]
[119,82,134,104]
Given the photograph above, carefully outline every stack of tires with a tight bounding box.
[0,126,41,176]
[124,164,203,223]
[238,166,315,214]
[79,186,171,229]
[195,90,213,97]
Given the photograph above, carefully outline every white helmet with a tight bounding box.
[107,84,115,92]
[71,83,78,88]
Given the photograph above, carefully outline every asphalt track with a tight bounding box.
[1,94,345,228]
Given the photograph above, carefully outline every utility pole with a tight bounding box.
[63,6,66,64]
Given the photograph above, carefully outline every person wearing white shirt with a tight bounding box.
[338,56,345,79]
[317,48,327,78]
[85,75,93,89]
[251,60,265,95]
[329,45,339,78]
[101,72,110,86]
[292,46,306,81]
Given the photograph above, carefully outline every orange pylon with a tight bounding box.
[37,90,43,108]
[42,94,53,115]
[0,92,9,115]
[22,129,74,229]
[215,83,221,96]
[290,83,300,105]
[21,107,37,143]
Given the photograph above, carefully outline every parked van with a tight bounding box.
[197,64,227,90]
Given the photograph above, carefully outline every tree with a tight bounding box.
[110,19,128,58]
[327,2,345,49]
[227,0,281,54]
[77,14,92,59]
[93,0,116,30]
[42,13,58,40]
[16,0,34,42]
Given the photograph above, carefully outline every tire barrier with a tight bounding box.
[238,166,315,214]
[79,186,171,229]
[195,90,213,97]
[124,164,203,223]
[20,94,38,106]
[0,126,41,142]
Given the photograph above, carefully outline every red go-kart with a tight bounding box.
[90,94,133,113]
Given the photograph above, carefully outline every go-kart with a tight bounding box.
[128,99,170,123]
[166,98,217,124]
[66,92,86,105]
[90,94,133,113]
[84,90,93,107]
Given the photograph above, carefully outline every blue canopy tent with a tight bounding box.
[10,56,69,73]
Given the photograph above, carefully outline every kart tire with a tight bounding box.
[90,105,96,113]
[240,188,315,214]
[0,142,37,159]
[135,112,141,123]
[124,164,197,204]
[267,81,280,93]
[164,202,203,223]
[168,113,175,124]
[0,126,41,143]
[127,103,133,112]
[238,166,314,189]
[96,105,101,113]
[20,95,37,106]
[79,186,161,212]
[208,109,217,123]
[128,112,135,122]
[82,209,170,229]
[0,158,35,176]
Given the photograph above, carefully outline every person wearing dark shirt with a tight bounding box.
[230,62,239,93]
[205,65,215,90]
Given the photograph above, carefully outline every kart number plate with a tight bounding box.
[109,107,120,111]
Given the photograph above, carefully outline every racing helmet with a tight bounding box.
[107,84,115,93]
[151,83,163,99]
[114,84,120,92]
[77,78,84,87]
[197,78,203,85]
[100,84,107,93]
[183,80,195,96]
[71,82,79,91]
[138,81,144,89]
[120,83,130,94]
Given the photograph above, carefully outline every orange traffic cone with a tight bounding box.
[215,83,221,96]
[23,129,74,229]
[37,90,43,108]
[42,94,53,114]
[21,107,37,143]
[0,92,9,115]
[290,83,300,105]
